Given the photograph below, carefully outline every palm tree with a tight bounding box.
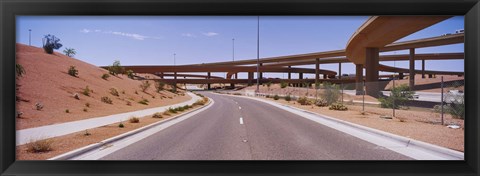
[63,48,76,57]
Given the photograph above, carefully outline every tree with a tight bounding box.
[379,84,414,109]
[43,34,62,54]
[126,70,134,79]
[108,60,125,76]
[320,82,341,105]
[63,48,76,57]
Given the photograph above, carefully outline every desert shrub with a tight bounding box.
[16,63,26,78]
[138,98,149,105]
[152,112,163,118]
[280,81,288,88]
[445,94,465,119]
[126,70,134,79]
[126,101,132,106]
[35,102,44,110]
[43,34,62,54]
[168,107,178,113]
[193,99,206,106]
[273,94,280,100]
[155,81,165,93]
[109,88,119,97]
[108,60,124,76]
[315,99,328,107]
[68,66,78,77]
[266,82,272,90]
[65,109,70,113]
[83,108,88,112]
[170,84,177,93]
[118,122,124,128]
[129,117,140,123]
[266,95,270,98]
[329,103,348,111]
[101,96,113,104]
[297,96,311,105]
[285,94,292,101]
[163,110,171,116]
[102,73,110,80]
[63,48,76,57]
[140,81,151,92]
[233,93,242,96]
[176,106,185,112]
[183,105,191,109]
[82,86,92,96]
[379,84,414,109]
[27,138,54,153]
[320,82,340,105]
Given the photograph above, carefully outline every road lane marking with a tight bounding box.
[239,117,244,124]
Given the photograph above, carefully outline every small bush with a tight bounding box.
[126,70,134,79]
[138,99,149,105]
[109,88,119,97]
[118,122,124,128]
[163,110,171,116]
[27,138,54,153]
[285,95,291,101]
[329,103,348,111]
[126,101,132,106]
[68,66,78,77]
[152,113,163,118]
[273,94,280,100]
[65,109,70,113]
[280,81,288,88]
[83,108,88,112]
[101,96,113,104]
[183,105,191,109]
[85,102,90,107]
[168,107,178,113]
[35,102,44,110]
[16,63,26,78]
[155,81,165,93]
[84,130,91,136]
[193,99,206,106]
[315,99,328,107]
[121,90,125,94]
[102,73,110,80]
[176,106,185,112]
[140,81,151,92]
[82,86,92,96]
[108,60,125,76]
[297,96,311,105]
[129,117,140,123]
[379,84,414,109]
[320,82,341,105]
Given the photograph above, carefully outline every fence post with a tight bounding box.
[441,76,444,125]
[362,80,365,112]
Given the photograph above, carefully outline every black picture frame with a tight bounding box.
[1,0,479,175]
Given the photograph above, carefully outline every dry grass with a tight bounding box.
[128,117,140,123]
[26,138,54,153]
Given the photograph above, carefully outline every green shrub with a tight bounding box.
[83,108,88,112]
[65,109,70,113]
[280,81,288,88]
[109,88,119,97]
[108,60,124,76]
[63,48,76,57]
[152,112,163,118]
[82,86,92,96]
[285,94,292,101]
[101,96,113,104]
[297,96,311,105]
[273,94,280,100]
[138,99,149,105]
[168,107,178,113]
[140,81,151,92]
[176,106,185,112]
[379,84,414,109]
[129,117,140,123]
[126,70,134,79]
[102,73,110,80]
[118,123,124,128]
[445,94,465,119]
[68,66,78,77]
[329,103,348,111]
[26,138,54,153]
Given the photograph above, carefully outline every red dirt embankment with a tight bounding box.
[16,44,189,130]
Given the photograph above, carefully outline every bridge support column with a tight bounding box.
[323,74,327,79]
[339,63,342,79]
[207,72,211,90]
[288,66,291,86]
[429,74,433,78]
[355,64,364,95]
[315,59,319,86]
[365,47,380,97]
[399,73,404,79]
[248,72,254,86]
[409,48,415,90]
[259,63,263,85]
[160,72,164,79]
[422,59,425,79]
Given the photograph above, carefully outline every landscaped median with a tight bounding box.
[215,91,463,159]
[16,93,210,160]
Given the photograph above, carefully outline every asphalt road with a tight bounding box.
[101,92,411,160]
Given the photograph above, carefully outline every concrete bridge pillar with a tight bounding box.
[355,64,364,95]
[399,72,404,79]
[288,66,291,86]
[365,47,380,97]
[207,72,211,90]
[338,63,342,79]
[409,48,415,90]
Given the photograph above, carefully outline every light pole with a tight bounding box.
[256,16,260,94]
[28,29,31,46]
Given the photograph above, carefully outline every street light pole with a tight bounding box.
[256,16,260,94]
[29,29,32,46]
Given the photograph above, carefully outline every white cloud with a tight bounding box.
[80,29,161,40]
[202,32,219,37]
[181,33,196,37]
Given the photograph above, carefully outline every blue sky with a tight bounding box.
[16,16,464,78]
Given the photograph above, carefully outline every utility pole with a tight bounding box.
[29,29,32,46]
[256,16,260,94]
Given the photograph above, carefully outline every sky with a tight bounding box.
[16,16,464,79]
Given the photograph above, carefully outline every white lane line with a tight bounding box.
[239,117,244,125]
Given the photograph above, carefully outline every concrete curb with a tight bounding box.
[217,92,464,160]
[49,97,213,160]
